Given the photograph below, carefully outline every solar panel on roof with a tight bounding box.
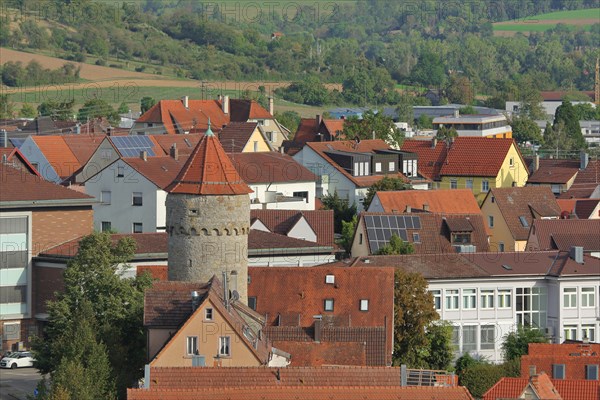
[404,216,413,229]
[365,214,421,253]
[412,216,421,229]
[112,136,156,157]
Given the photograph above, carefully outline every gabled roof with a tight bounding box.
[165,132,252,195]
[123,156,188,190]
[62,135,106,165]
[539,90,595,102]
[321,119,345,137]
[370,189,480,214]
[228,152,317,184]
[149,134,202,156]
[217,122,262,153]
[558,198,600,219]
[30,135,81,179]
[0,164,94,205]
[524,372,562,399]
[528,158,580,184]
[304,139,409,187]
[401,139,448,180]
[485,186,561,241]
[250,210,334,246]
[527,219,600,251]
[358,212,490,255]
[249,229,329,251]
[440,137,520,177]
[483,377,598,400]
[0,147,40,175]
[229,99,273,121]
[293,118,319,144]
[560,160,600,199]
[137,100,229,135]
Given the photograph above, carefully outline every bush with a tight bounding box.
[95,59,107,66]
[460,363,505,398]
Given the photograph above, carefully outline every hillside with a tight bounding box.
[493,8,600,36]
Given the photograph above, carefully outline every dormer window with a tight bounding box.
[325,275,335,284]
[452,233,472,244]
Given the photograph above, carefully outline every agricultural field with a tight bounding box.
[493,8,600,36]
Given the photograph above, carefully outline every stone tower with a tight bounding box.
[165,121,252,303]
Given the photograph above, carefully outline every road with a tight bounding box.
[0,368,43,400]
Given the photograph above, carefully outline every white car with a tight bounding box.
[0,351,35,369]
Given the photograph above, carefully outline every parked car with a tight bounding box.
[0,351,35,369]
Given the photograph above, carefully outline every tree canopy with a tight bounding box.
[343,110,405,149]
[502,326,548,361]
[376,233,415,255]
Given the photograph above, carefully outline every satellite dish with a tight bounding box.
[231,290,240,302]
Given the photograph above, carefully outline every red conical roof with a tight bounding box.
[165,133,252,195]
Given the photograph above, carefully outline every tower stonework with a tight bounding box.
[165,122,252,303]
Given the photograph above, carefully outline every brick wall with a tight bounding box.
[31,207,93,255]
[521,343,600,380]
[33,266,66,316]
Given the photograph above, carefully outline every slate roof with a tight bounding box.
[483,377,599,400]
[526,219,600,251]
[371,189,480,214]
[358,212,490,255]
[304,140,409,187]
[228,151,317,184]
[485,186,561,241]
[165,132,252,195]
[217,122,262,153]
[527,158,580,184]
[250,210,334,246]
[0,164,94,204]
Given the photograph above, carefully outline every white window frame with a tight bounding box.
[360,299,369,311]
[364,162,369,175]
[462,325,477,352]
[480,290,494,309]
[482,180,489,192]
[465,179,473,189]
[354,162,359,176]
[582,325,595,342]
[462,289,476,309]
[450,179,458,189]
[389,161,395,171]
[564,325,577,341]
[218,336,231,357]
[563,288,577,309]
[431,290,441,310]
[375,162,382,172]
[480,325,495,350]
[445,289,459,310]
[581,287,595,308]
[186,336,198,356]
[497,289,511,309]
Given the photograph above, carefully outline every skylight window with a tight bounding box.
[519,216,529,227]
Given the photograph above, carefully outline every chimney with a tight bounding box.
[223,95,230,115]
[217,94,222,101]
[316,114,322,127]
[405,205,411,213]
[269,97,274,115]
[1,130,7,148]
[529,365,537,377]
[570,246,584,264]
[580,150,589,170]
[533,154,539,173]
[423,203,429,212]
[75,124,81,135]
[106,127,113,136]
[454,109,459,118]
[431,138,437,148]
[170,143,179,160]
[140,150,147,161]
[182,96,189,109]
[314,316,322,343]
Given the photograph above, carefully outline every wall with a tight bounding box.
[351,219,370,257]
[150,299,261,367]
[480,195,517,252]
[86,159,159,233]
[76,139,119,183]
[248,181,315,210]
[293,146,351,203]
[495,145,528,190]
[33,265,64,317]
[32,208,93,254]
[556,280,600,344]
[18,137,60,183]
[130,122,165,136]
[439,176,497,204]
[240,127,271,153]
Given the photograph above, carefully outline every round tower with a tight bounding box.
[165,121,252,303]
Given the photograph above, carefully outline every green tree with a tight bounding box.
[416,114,433,129]
[140,96,156,114]
[282,76,330,106]
[573,103,599,121]
[510,115,543,144]
[458,105,477,115]
[19,103,37,118]
[445,75,474,105]
[425,321,454,370]
[38,100,75,120]
[117,102,129,114]
[363,176,412,210]
[517,85,547,120]
[274,110,301,134]
[459,362,506,398]
[554,100,586,149]
[32,232,153,399]
[77,99,119,125]
[502,326,547,361]
[410,51,446,87]
[376,233,415,255]
[435,126,458,140]
[395,94,414,125]
[0,95,16,119]
[393,270,439,367]
[321,190,357,234]
[343,110,404,148]
[339,215,357,254]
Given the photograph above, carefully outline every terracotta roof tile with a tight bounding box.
[123,156,188,189]
[165,133,252,195]
[143,281,211,327]
[273,340,366,366]
[151,134,203,156]
[401,139,448,180]
[371,189,480,214]
[129,385,474,400]
[539,90,595,101]
[560,160,600,199]
[305,139,409,187]
[137,100,229,135]
[293,118,319,144]
[440,137,519,177]
[521,343,600,381]
[249,229,327,250]
[217,122,261,152]
[322,119,345,138]
[250,210,334,246]
[0,164,94,203]
[529,372,562,399]
[483,377,599,400]
[62,134,106,164]
[31,136,81,179]
[486,186,561,241]
[229,99,273,121]
[526,219,600,251]
[573,199,600,219]
[528,158,580,184]
[228,151,317,184]
[0,147,40,175]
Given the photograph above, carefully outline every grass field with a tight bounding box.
[493,8,599,35]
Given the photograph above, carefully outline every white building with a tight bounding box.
[351,250,600,363]
[432,113,513,139]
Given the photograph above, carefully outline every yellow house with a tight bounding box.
[436,137,528,204]
[218,122,274,153]
[480,186,561,252]
[144,279,288,368]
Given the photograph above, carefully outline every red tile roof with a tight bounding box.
[528,372,562,399]
[322,119,345,138]
[486,186,561,241]
[62,134,105,165]
[572,199,600,219]
[150,134,203,156]
[123,156,187,190]
[371,189,480,214]
[528,158,580,184]
[521,343,600,381]
[229,99,273,121]
[401,139,448,180]
[539,90,595,101]
[483,377,599,400]
[305,140,409,187]
[526,219,600,251]
[560,160,600,199]
[128,385,474,400]
[273,340,366,366]
[293,118,319,144]
[440,137,520,177]
[31,135,81,179]
[40,233,167,258]
[137,100,229,135]
[0,164,94,203]
[165,133,252,195]
[250,209,334,246]
[249,229,326,250]
[229,151,317,184]
[217,122,263,152]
